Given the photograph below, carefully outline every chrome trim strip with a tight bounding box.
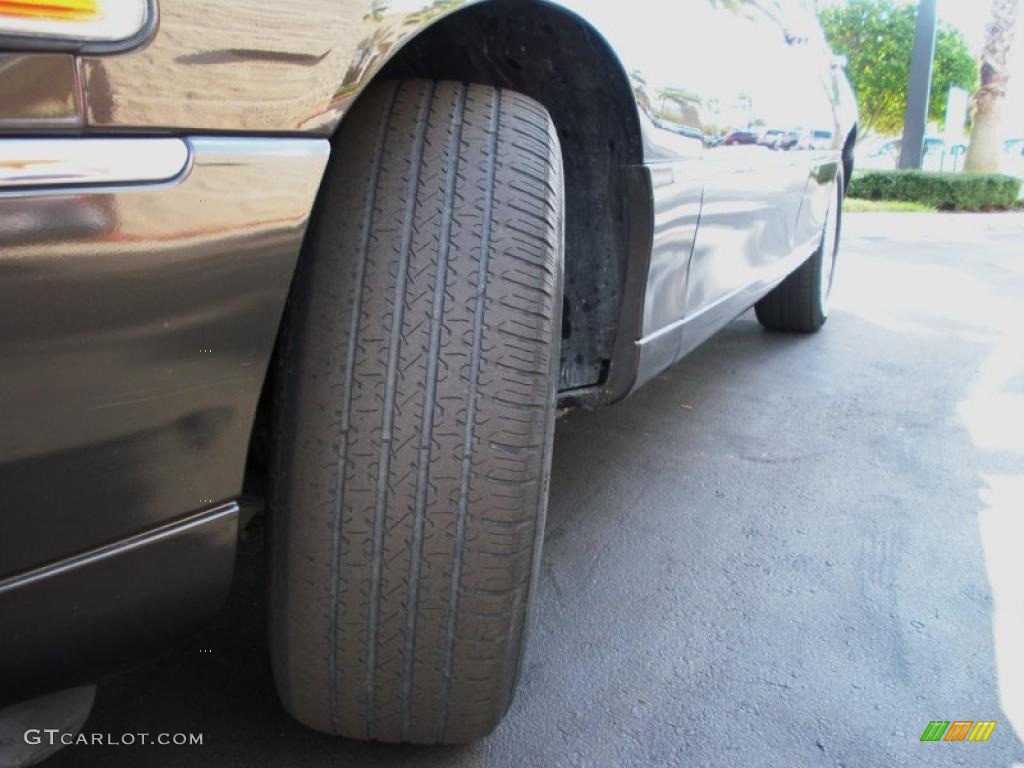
[0,137,189,188]
[0,501,239,594]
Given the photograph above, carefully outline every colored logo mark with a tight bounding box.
[920,721,997,742]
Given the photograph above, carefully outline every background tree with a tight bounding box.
[964,0,1020,171]
[820,0,977,137]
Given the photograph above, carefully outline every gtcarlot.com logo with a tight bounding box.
[24,730,203,747]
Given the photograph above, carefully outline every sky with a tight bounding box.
[819,0,1024,133]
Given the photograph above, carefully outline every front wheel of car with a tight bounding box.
[755,165,844,333]
[269,80,564,744]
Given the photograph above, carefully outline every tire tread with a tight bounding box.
[270,79,563,744]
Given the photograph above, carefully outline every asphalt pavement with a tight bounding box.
[48,212,1024,767]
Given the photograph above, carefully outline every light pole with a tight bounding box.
[899,0,939,170]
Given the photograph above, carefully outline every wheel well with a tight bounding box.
[374,0,643,392]
[842,125,857,191]
[243,3,644,493]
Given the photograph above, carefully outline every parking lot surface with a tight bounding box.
[50,212,1024,767]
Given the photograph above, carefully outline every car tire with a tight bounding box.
[754,166,844,333]
[269,80,563,744]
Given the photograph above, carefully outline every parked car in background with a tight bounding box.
[856,135,965,172]
[758,128,801,150]
[801,128,835,150]
[724,128,762,145]
[0,0,857,755]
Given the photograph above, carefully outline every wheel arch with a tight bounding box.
[244,1,651,492]
[336,0,649,399]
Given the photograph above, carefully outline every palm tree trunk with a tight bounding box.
[965,0,1020,172]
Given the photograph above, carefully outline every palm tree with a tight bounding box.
[965,0,1020,172]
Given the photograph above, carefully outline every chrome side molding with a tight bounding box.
[0,137,189,189]
[0,501,239,594]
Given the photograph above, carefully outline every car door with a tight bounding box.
[558,0,815,371]
[678,0,828,353]
[775,0,846,258]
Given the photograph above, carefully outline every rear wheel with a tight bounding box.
[755,166,844,333]
[269,80,564,744]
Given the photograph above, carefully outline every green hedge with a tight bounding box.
[848,171,1021,211]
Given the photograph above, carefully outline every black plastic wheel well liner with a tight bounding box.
[375,0,643,392]
[842,124,857,192]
